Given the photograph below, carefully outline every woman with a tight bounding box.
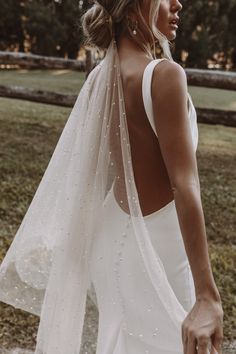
[0,0,223,353]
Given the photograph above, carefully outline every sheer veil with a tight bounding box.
[0,39,192,353]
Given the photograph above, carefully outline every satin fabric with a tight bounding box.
[0,41,200,353]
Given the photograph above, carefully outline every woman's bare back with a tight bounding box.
[114,52,174,216]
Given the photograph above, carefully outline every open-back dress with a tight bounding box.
[88,58,198,354]
[0,41,198,354]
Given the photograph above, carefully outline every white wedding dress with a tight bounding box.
[0,41,201,354]
[88,59,198,354]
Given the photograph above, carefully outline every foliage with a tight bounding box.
[23,0,88,58]
[54,0,86,58]
[174,0,236,68]
[0,0,89,58]
[0,0,24,51]
[0,1,235,66]
[23,1,66,56]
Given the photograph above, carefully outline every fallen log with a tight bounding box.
[0,85,76,108]
[196,107,236,127]
[0,85,235,127]
[186,68,236,91]
[0,51,85,71]
[1,52,236,91]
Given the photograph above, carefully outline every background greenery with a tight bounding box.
[174,0,236,68]
[0,0,236,68]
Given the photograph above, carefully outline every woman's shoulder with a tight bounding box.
[153,59,187,84]
[152,59,188,99]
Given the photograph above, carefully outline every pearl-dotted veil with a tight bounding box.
[0,40,190,353]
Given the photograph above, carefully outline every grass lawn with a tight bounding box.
[0,88,235,350]
[1,68,236,111]
[0,69,86,94]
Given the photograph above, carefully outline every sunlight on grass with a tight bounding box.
[189,86,236,111]
[0,69,86,94]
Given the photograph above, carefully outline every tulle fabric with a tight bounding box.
[0,40,202,353]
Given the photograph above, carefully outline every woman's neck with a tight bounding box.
[116,35,152,60]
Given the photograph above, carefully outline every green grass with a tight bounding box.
[189,86,236,111]
[1,69,236,111]
[197,124,236,245]
[0,95,235,349]
[0,98,70,350]
[0,98,70,239]
[0,69,86,94]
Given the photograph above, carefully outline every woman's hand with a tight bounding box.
[181,293,224,354]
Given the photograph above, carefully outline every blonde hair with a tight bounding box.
[81,0,172,60]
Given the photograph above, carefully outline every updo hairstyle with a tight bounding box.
[81,0,172,59]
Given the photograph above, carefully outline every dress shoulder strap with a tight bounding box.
[142,58,168,138]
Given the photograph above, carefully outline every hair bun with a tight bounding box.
[82,3,113,50]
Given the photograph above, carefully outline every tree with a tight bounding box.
[0,0,235,67]
[174,0,236,68]
[23,0,65,56]
[0,0,24,51]
[54,0,84,58]
[22,0,90,58]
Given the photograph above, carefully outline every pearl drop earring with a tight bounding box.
[127,17,138,36]
[132,20,138,35]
